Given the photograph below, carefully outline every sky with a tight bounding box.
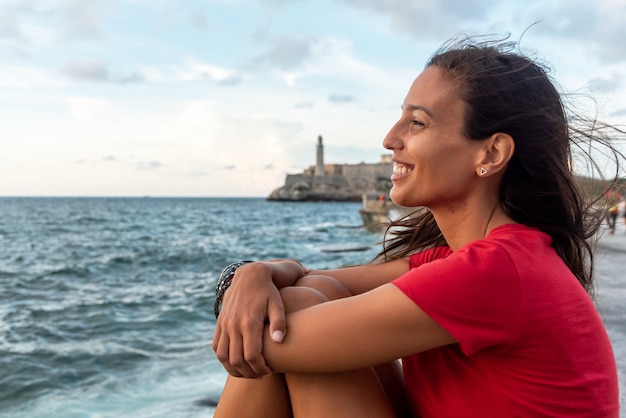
[1,0,626,197]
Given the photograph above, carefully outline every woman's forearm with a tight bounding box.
[252,257,409,295]
[305,258,410,295]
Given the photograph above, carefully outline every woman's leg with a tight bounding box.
[291,276,412,416]
[213,280,338,418]
[213,374,292,418]
[283,277,410,417]
[213,286,328,418]
[278,284,399,418]
[214,275,409,418]
[286,368,396,418]
[375,360,413,418]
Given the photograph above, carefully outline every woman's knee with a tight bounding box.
[293,274,352,300]
[279,286,329,313]
[279,274,352,315]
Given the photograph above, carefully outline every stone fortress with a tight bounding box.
[267,135,393,201]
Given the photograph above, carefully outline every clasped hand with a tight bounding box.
[211,261,304,378]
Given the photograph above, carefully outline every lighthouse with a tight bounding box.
[314,135,325,176]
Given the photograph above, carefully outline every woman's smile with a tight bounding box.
[391,161,414,179]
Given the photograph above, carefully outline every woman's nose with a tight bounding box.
[382,121,403,150]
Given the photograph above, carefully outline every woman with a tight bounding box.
[211,35,621,417]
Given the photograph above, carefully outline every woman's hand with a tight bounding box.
[211,260,307,378]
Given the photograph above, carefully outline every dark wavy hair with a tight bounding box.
[375,35,625,296]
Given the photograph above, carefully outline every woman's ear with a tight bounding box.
[476,133,514,177]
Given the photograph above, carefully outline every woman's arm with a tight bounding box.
[304,258,410,295]
[254,257,410,291]
[213,258,411,377]
[215,283,455,376]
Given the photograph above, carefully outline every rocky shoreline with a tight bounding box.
[267,136,393,202]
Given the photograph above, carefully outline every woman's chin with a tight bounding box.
[389,191,412,208]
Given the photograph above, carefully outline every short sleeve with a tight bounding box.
[408,246,453,269]
[393,240,523,355]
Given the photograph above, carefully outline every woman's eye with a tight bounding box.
[411,120,424,127]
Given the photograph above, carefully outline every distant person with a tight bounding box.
[607,204,618,234]
[211,34,621,417]
[604,190,621,234]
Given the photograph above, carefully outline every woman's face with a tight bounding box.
[383,66,485,210]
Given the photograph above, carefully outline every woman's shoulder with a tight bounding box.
[408,246,453,269]
[478,223,552,251]
[408,224,550,270]
[452,224,568,286]
[459,224,554,263]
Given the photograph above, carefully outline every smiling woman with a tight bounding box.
[210,34,623,417]
[383,66,491,212]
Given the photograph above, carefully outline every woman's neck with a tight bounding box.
[431,202,516,251]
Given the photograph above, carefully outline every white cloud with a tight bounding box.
[67,97,109,120]
[56,0,114,40]
[278,70,304,86]
[526,0,626,64]
[339,0,496,39]
[0,65,63,88]
[249,35,315,70]
[0,9,21,39]
[136,61,242,85]
[60,60,144,84]
[0,0,115,44]
[587,73,623,94]
[183,62,242,85]
[307,37,398,85]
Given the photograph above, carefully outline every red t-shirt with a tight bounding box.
[392,224,619,417]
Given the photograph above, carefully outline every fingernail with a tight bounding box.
[271,330,284,342]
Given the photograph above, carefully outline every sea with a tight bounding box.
[0,197,624,417]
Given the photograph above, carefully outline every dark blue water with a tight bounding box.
[0,197,381,417]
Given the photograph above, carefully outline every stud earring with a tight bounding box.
[479,167,488,176]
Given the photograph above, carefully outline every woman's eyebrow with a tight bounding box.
[402,104,433,118]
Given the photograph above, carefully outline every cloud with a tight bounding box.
[181,62,242,85]
[61,60,107,81]
[337,0,626,64]
[67,97,109,120]
[587,73,622,94]
[249,35,315,70]
[137,161,163,170]
[216,75,242,86]
[329,94,355,104]
[526,0,626,63]
[293,102,314,109]
[56,0,113,40]
[60,60,144,84]
[188,11,208,29]
[339,0,495,39]
[0,65,63,89]
[188,171,210,177]
[0,0,113,44]
[609,107,626,118]
[305,37,398,89]
[259,0,307,9]
[0,9,21,39]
